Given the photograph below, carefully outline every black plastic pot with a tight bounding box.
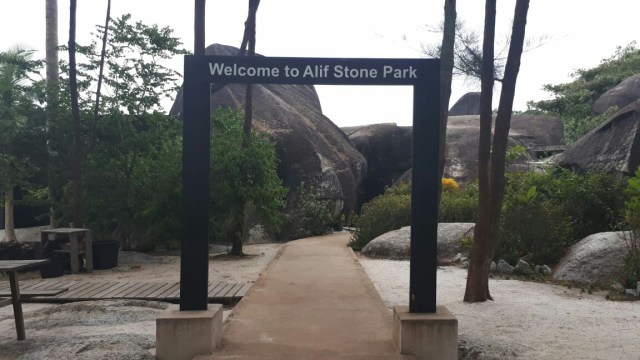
[92,240,120,270]
[40,257,65,278]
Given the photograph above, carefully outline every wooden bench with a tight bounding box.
[0,288,68,298]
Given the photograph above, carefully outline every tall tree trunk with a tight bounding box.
[232,0,260,256]
[46,0,59,226]
[3,188,17,243]
[464,0,496,303]
[92,0,111,134]
[487,0,530,257]
[69,0,83,227]
[464,0,530,303]
[194,0,206,55]
[437,0,456,187]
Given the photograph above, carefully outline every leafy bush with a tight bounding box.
[439,182,477,223]
[285,183,335,240]
[210,108,287,247]
[349,183,411,250]
[622,168,640,287]
[349,180,477,250]
[497,169,628,264]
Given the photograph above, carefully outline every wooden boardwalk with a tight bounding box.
[0,279,251,304]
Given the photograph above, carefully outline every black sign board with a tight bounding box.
[180,55,440,313]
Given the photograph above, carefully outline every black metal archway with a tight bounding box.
[180,55,440,313]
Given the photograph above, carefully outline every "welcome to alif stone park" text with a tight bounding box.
[209,62,418,80]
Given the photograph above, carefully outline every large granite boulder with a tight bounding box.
[557,100,640,175]
[171,44,367,237]
[341,124,412,207]
[592,74,640,116]
[394,114,565,184]
[360,223,475,260]
[449,92,481,116]
[553,232,630,285]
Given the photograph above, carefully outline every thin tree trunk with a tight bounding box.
[487,0,530,258]
[92,0,111,134]
[437,0,456,187]
[194,0,206,55]
[3,188,17,243]
[69,0,83,227]
[232,0,260,256]
[464,0,496,303]
[45,0,58,226]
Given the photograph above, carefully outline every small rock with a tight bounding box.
[496,259,514,274]
[534,265,542,273]
[452,253,463,262]
[460,255,468,262]
[625,288,639,297]
[515,259,531,272]
[611,283,626,294]
[490,261,497,272]
[540,265,552,276]
[462,260,469,269]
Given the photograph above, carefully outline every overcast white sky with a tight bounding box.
[1,1,638,126]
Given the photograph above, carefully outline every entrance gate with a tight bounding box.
[180,55,440,313]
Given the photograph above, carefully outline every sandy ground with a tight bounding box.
[0,243,281,358]
[3,241,640,359]
[359,257,640,360]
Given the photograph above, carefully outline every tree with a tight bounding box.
[210,109,287,254]
[45,0,59,225]
[235,0,261,255]
[68,0,83,227]
[59,15,187,246]
[0,48,43,242]
[438,0,457,186]
[529,42,640,143]
[464,0,530,302]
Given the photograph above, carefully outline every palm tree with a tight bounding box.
[0,48,40,242]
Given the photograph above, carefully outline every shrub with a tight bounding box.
[622,168,640,287]
[497,169,628,265]
[349,180,476,250]
[439,182,477,223]
[285,183,335,239]
[349,184,411,250]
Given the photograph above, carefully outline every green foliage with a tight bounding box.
[0,48,46,217]
[439,183,478,223]
[82,114,182,249]
[497,169,628,264]
[285,183,335,239]
[50,15,188,244]
[530,42,640,143]
[209,108,287,245]
[622,168,640,286]
[349,183,411,250]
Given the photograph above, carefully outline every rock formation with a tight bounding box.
[360,223,474,261]
[449,92,481,116]
[171,44,366,238]
[557,100,640,175]
[392,114,564,185]
[592,74,640,116]
[341,124,412,207]
[553,232,630,285]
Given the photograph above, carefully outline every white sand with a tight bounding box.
[359,257,640,360]
[3,242,640,359]
[0,243,282,358]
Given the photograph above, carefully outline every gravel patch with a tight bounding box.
[359,257,640,360]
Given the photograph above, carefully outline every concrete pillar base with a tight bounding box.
[156,304,223,360]
[393,305,458,360]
